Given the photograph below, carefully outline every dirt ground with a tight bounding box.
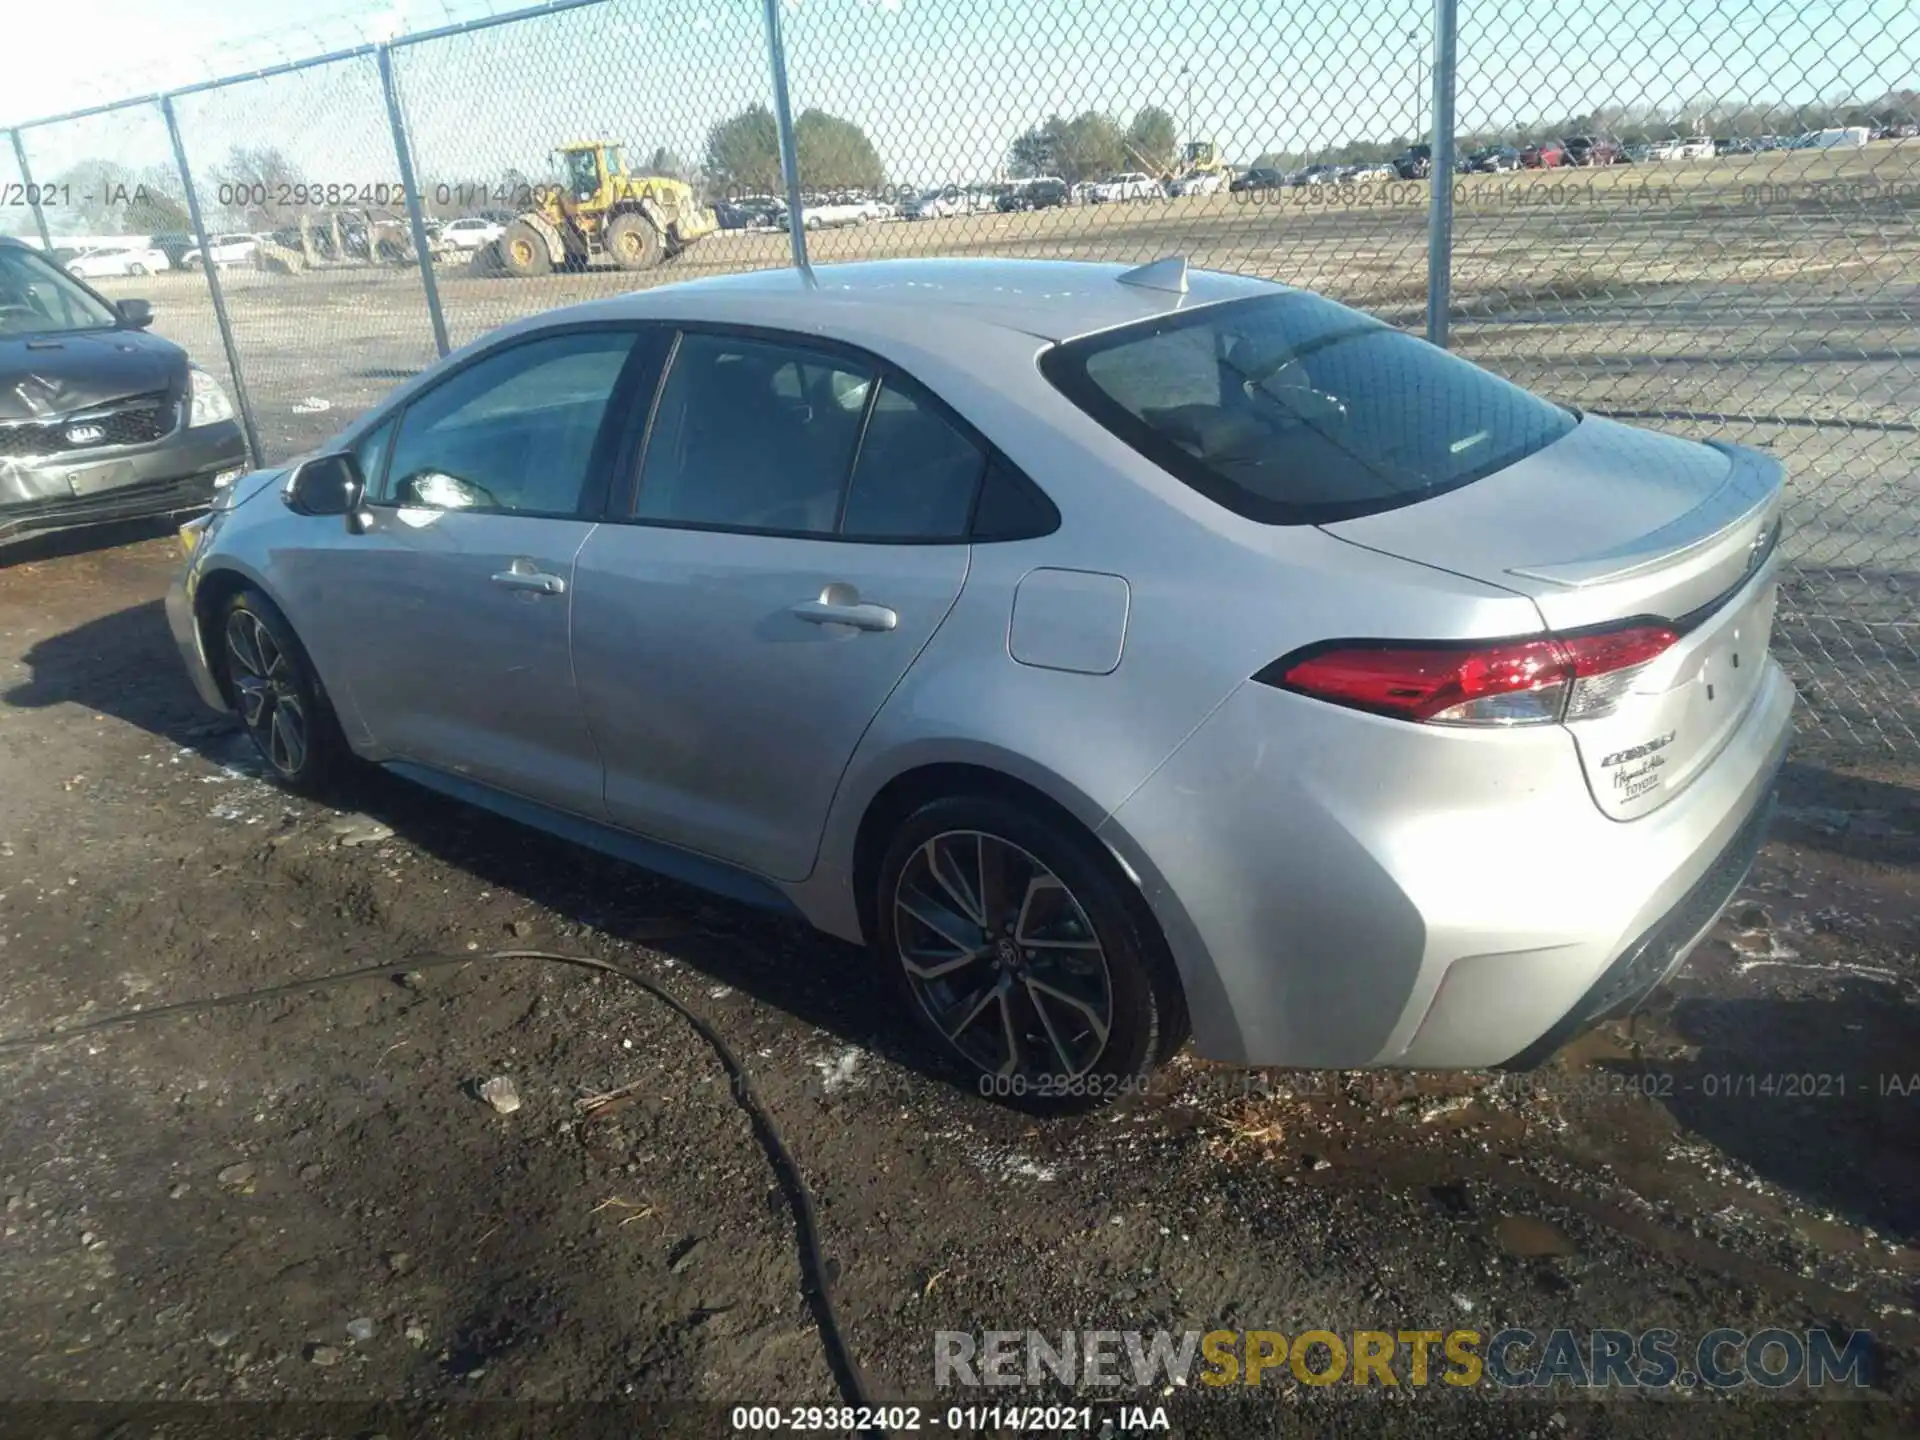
[0,510,1918,1436]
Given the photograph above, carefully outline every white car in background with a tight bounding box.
[906,189,968,220]
[1091,172,1160,203]
[777,197,874,230]
[65,242,170,278]
[182,233,260,269]
[1169,171,1225,197]
[1648,138,1714,161]
[440,217,506,250]
[1794,127,1871,150]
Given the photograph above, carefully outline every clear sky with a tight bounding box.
[5,0,1914,212]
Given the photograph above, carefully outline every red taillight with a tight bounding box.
[1559,625,1678,677]
[1559,624,1679,721]
[1264,623,1679,727]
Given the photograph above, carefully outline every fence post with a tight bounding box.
[7,130,55,253]
[160,94,264,467]
[1425,0,1459,347]
[759,0,812,279]
[378,43,451,360]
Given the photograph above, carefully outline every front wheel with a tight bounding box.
[221,588,347,796]
[496,220,552,277]
[875,795,1188,1113]
[604,211,664,270]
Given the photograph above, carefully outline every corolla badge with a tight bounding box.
[64,423,107,447]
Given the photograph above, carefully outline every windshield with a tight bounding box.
[1041,291,1577,525]
[564,149,600,200]
[0,245,120,337]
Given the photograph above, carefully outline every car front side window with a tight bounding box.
[379,330,637,515]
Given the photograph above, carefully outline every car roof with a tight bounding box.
[546,258,1280,343]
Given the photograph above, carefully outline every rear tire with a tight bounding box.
[128,263,148,277]
[497,220,552,277]
[874,794,1189,1114]
[219,587,347,797]
[604,211,665,270]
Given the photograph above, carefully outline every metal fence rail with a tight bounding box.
[5,0,1917,756]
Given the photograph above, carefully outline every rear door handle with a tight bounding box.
[491,561,567,595]
[791,599,897,632]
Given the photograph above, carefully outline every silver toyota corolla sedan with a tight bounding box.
[167,257,1793,1109]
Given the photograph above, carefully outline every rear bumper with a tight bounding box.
[1498,784,1776,1068]
[1098,655,1796,1069]
[0,422,247,546]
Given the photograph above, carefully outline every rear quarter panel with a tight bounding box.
[793,322,1548,944]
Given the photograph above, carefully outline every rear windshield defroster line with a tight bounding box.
[1039,292,1578,526]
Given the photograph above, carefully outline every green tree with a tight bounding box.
[1008,125,1057,177]
[1009,111,1126,183]
[1126,105,1178,172]
[704,104,885,195]
[1056,112,1127,182]
[794,110,886,192]
[704,104,782,194]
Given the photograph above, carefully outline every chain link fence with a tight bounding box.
[5,0,1917,755]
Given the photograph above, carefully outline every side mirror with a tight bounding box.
[116,299,154,329]
[282,452,366,518]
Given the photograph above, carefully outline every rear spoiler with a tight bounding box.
[1505,442,1784,590]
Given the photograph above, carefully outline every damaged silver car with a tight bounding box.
[1,235,247,550]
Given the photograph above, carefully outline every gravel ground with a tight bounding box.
[0,518,1917,1436]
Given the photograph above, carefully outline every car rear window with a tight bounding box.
[1040,291,1577,524]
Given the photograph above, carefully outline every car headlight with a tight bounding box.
[187,365,236,427]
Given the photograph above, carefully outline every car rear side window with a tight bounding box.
[839,380,985,541]
[1041,292,1577,524]
[635,333,872,535]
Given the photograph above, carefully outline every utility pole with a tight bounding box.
[1180,63,1194,151]
[1409,28,1425,144]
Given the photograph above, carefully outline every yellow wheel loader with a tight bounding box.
[488,141,717,277]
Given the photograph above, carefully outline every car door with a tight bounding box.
[570,328,988,882]
[284,325,656,816]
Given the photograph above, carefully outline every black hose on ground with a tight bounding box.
[0,946,888,1438]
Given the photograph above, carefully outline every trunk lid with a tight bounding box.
[1322,417,1785,819]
